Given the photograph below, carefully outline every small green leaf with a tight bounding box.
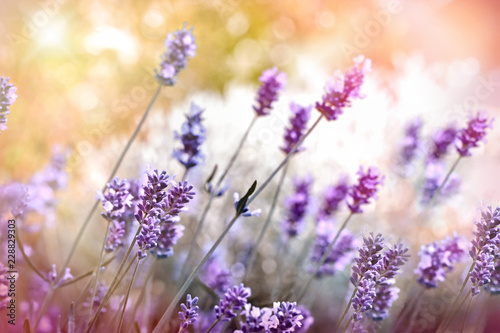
[236,180,257,215]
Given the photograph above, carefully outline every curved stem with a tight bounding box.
[14,223,48,282]
[128,257,157,332]
[296,212,353,302]
[117,257,141,333]
[244,161,290,282]
[335,287,357,332]
[460,294,473,333]
[205,318,221,333]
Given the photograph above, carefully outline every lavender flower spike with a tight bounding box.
[456,110,494,156]
[253,67,287,116]
[233,192,261,217]
[155,24,196,86]
[317,176,349,221]
[282,175,312,237]
[399,117,422,167]
[173,103,206,169]
[179,294,199,332]
[428,124,457,161]
[281,102,312,154]
[347,166,384,214]
[214,283,251,321]
[0,77,17,133]
[316,55,371,121]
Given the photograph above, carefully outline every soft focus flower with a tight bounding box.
[368,286,400,321]
[398,117,422,168]
[0,263,10,309]
[173,103,206,169]
[233,192,261,217]
[179,294,199,332]
[347,166,384,214]
[84,282,108,314]
[420,160,461,205]
[214,283,251,321]
[281,102,311,155]
[201,257,232,295]
[253,67,287,116]
[282,175,312,237]
[455,110,494,156]
[427,124,457,161]
[415,234,468,288]
[317,176,349,221]
[315,55,371,121]
[47,264,73,286]
[155,24,196,86]
[0,76,17,133]
[485,257,500,294]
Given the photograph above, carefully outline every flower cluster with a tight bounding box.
[455,110,494,156]
[0,76,17,133]
[420,161,461,205]
[214,283,251,322]
[281,102,311,155]
[317,176,349,221]
[173,103,206,170]
[253,67,287,116]
[315,55,371,121]
[179,294,199,332]
[347,166,384,214]
[155,24,197,86]
[415,234,468,288]
[236,302,308,333]
[469,206,500,295]
[485,257,500,294]
[201,257,232,295]
[428,124,457,161]
[84,282,108,314]
[399,117,422,168]
[282,175,312,237]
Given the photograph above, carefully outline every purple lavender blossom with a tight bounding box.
[456,110,494,156]
[233,192,261,217]
[84,282,108,313]
[281,102,311,155]
[214,283,251,321]
[428,124,457,161]
[347,166,384,214]
[376,243,410,286]
[317,177,349,221]
[155,24,196,86]
[152,222,185,259]
[485,257,500,294]
[399,117,422,168]
[201,257,232,295]
[295,305,314,333]
[253,67,287,116]
[352,277,377,321]
[421,161,461,205]
[47,264,73,286]
[368,286,400,321]
[173,103,206,169]
[237,302,308,333]
[270,301,305,332]
[315,55,371,121]
[282,175,312,237]
[469,206,500,295]
[415,234,468,288]
[179,294,199,332]
[0,76,17,133]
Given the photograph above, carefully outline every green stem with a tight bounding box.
[205,318,221,333]
[335,287,357,331]
[427,155,461,208]
[117,257,141,333]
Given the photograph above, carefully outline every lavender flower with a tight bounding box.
[347,166,384,214]
[179,294,199,332]
[282,175,312,237]
[399,117,422,167]
[214,283,251,321]
[295,305,314,333]
[421,161,461,205]
[456,110,494,156]
[271,302,305,332]
[152,222,185,259]
[155,24,196,86]
[0,76,17,133]
[485,257,500,294]
[281,102,311,154]
[233,192,261,217]
[315,55,371,121]
[352,277,377,321]
[47,264,73,286]
[415,234,468,288]
[317,176,349,221]
[173,103,206,169]
[237,302,307,333]
[368,286,400,321]
[253,67,287,116]
[201,257,232,295]
[428,124,457,161]
[84,282,108,313]
[471,252,496,295]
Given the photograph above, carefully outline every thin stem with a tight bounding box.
[247,114,323,206]
[128,257,157,332]
[427,155,461,208]
[60,255,116,288]
[296,212,353,302]
[181,168,190,182]
[459,261,475,295]
[335,288,357,332]
[152,213,241,333]
[460,294,473,333]
[205,318,221,333]
[117,257,141,333]
[14,223,48,282]
[244,161,290,282]
[33,285,55,332]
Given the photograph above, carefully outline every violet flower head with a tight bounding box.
[155,24,196,86]
[237,302,307,333]
[282,175,312,237]
[347,166,384,214]
[428,124,457,161]
[352,277,377,321]
[214,283,251,321]
[376,242,410,286]
[201,257,232,295]
[456,110,494,156]
[415,234,468,288]
[316,55,371,121]
[485,257,500,294]
[271,302,305,333]
[368,286,400,321]
[179,294,199,332]
[253,67,287,116]
[399,117,422,167]
[471,252,496,295]
[350,233,385,287]
[84,282,108,314]
[173,103,206,169]
[233,192,261,217]
[0,76,17,133]
[421,161,461,205]
[317,176,349,221]
[47,264,73,287]
[281,102,312,155]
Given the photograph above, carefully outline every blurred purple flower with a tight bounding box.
[415,234,468,288]
[0,76,17,133]
[201,257,232,295]
[47,264,73,287]
[179,294,199,332]
[233,192,261,217]
[0,263,9,309]
[155,24,196,86]
[282,175,312,237]
[281,102,311,155]
[428,124,457,161]
[456,110,494,156]
[317,176,349,221]
[295,305,314,333]
[253,67,287,116]
[347,166,384,214]
[84,282,108,314]
[399,117,422,168]
[421,160,461,205]
[485,257,500,294]
[368,286,400,321]
[316,55,371,121]
[214,283,251,321]
[173,103,206,169]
